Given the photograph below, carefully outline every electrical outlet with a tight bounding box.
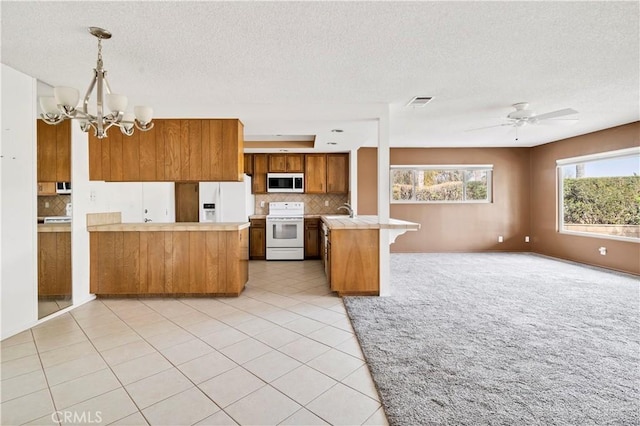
[498,236,504,243]
[598,247,607,255]
[44,201,50,208]
[325,200,329,206]
[260,201,265,208]
[525,236,530,243]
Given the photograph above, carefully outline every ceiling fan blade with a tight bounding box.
[537,118,579,125]
[465,123,512,132]
[531,108,578,121]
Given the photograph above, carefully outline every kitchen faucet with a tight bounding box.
[337,203,354,218]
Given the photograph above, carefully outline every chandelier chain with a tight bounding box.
[97,38,103,68]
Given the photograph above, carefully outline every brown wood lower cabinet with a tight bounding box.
[90,229,248,296]
[328,228,379,296]
[249,218,266,260]
[304,218,320,259]
[38,231,71,297]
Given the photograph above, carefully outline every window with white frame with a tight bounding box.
[390,165,493,203]
[557,147,640,242]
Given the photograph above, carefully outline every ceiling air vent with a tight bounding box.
[406,96,434,107]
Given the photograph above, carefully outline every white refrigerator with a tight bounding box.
[199,175,254,222]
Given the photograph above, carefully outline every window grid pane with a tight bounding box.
[558,153,640,241]
[465,170,489,201]
[391,169,414,201]
[391,167,492,203]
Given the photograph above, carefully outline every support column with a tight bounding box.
[349,148,358,215]
[378,105,391,296]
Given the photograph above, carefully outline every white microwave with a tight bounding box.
[267,173,304,193]
[56,182,71,194]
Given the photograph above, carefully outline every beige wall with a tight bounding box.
[358,147,532,252]
[530,122,640,274]
[357,148,378,215]
[357,123,639,274]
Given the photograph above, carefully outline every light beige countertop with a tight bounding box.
[38,223,71,233]
[88,222,250,232]
[320,215,421,230]
[249,214,349,220]
[86,212,249,232]
[303,214,334,219]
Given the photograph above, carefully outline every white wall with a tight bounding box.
[1,64,38,338]
[83,181,175,223]
[71,126,95,307]
[141,183,175,223]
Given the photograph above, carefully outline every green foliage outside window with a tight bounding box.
[391,167,491,202]
[563,176,640,225]
[466,180,488,200]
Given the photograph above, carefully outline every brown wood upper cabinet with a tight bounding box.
[37,119,71,182]
[326,153,349,193]
[304,154,327,193]
[89,119,244,182]
[252,154,268,194]
[304,153,349,194]
[268,154,304,173]
[246,151,348,194]
[37,182,57,196]
[244,154,254,175]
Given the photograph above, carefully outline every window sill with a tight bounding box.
[558,229,640,243]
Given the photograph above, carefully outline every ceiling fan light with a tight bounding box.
[53,86,79,108]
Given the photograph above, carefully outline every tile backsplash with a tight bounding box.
[38,194,71,217]
[254,193,349,215]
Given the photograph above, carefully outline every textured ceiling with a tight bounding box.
[1,1,638,151]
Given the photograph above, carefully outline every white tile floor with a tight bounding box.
[1,260,388,426]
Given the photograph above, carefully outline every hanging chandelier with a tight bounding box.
[39,27,153,139]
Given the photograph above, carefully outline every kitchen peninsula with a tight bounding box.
[87,213,249,296]
[320,215,420,296]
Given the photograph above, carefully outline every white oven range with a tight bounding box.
[266,202,304,260]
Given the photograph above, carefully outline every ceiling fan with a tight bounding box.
[467,102,579,132]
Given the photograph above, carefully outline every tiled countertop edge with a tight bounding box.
[87,212,250,232]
